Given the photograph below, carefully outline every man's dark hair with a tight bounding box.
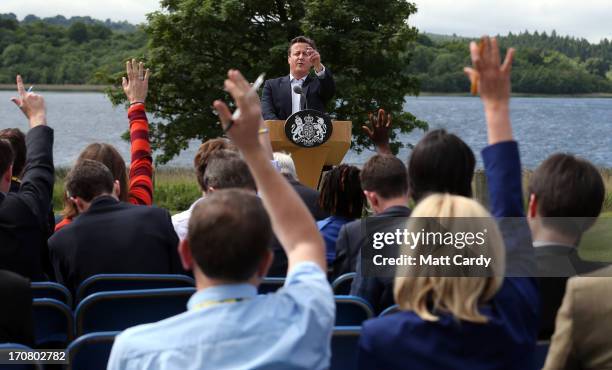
[194,138,238,191]
[361,154,408,199]
[529,153,605,235]
[0,128,26,177]
[0,139,15,176]
[188,189,272,281]
[202,150,256,192]
[408,129,475,202]
[66,159,114,202]
[288,36,316,55]
[319,164,364,218]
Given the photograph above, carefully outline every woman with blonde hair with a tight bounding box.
[357,37,538,369]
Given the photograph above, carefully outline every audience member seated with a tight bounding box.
[543,265,612,370]
[350,127,475,312]
[527,153,606,339]
[107,70,334,369]
[0,269,34,346]
[171,138,239,240]
[0,75,54,281]
[317,164,364,264]
[0,128,26,193]
[56,59,154,231]
[358,37,538,370]
[273,151,328,221]
[48,159,183,295]
[333,153,410,299]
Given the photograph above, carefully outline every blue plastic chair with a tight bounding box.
[379,304,399,316]
[258,277,285,294]
[330,326,361,370]
[75,274,195,304]
[335,296,374,326]
[0,343,43,370]
[75,288,195,336]
[66,331,119,370]
[31,282,73,307]
[32,298,74,348]
[331,273,356,295]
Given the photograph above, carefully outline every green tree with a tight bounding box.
[68,22,89,43]
[107,0,426,163]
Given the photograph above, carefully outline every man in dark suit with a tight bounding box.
[527,153,607,339]
[0,269,34,346]
[48,160,183,295]
[342,155,411,313]
[0,76,54,281]
[261,36,335,120]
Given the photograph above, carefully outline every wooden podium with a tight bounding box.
[266,120,352,189]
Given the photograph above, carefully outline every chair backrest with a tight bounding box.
[75,274,195,303]
[66,331,119,370]
[331,273,356,295]
[31,282,73,307]
[32,298,74,348]
[330,326,361,370]
[379,304,399,316]
[258,277,285,294]
[0,343,43,370]
[335,296,374,326]
[75,288,195,336]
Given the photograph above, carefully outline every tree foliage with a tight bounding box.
[107,0,427,163]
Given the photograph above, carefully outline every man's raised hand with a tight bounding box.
[213,69,264,153]
[362,108,392,155]
[122,59,150,104]
[11,75,46,128]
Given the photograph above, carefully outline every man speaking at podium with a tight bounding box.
[262,36,336,120]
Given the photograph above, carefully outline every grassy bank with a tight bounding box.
[53,167,612,214]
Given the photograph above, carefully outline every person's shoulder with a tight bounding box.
[265,75,288,87]
[0,269,29,288]
[277,262,334,306]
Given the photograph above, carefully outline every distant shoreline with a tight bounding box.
[0,84,110,92]
[0,85,611,98]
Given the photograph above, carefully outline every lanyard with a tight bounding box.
[193,297,249,310]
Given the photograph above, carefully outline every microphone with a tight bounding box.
[293,85,307,110]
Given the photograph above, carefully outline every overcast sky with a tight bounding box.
[1,0,610,43]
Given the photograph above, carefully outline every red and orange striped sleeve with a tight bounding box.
[127,103,154,206]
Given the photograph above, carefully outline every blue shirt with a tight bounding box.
[107,262,335,370]
[317,215,353,263]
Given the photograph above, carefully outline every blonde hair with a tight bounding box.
[273,151,298,180]
[394,193,505,323]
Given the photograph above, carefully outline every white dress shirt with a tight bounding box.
[289,66,326,115]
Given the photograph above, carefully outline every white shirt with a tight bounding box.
[171,197,205,241]
[289,65,326,115]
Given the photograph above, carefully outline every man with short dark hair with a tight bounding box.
[527,153,607,339]
[48,159,182,295]
[172,148,256,240]
[108,70,334,369]
[0,75,53,281]
[261,36,336,120]
[335,154,411,312]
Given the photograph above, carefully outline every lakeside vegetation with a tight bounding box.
[1,13,611,95]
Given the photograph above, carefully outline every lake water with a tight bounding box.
[0,92,610,169]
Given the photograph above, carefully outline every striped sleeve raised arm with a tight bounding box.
[128,103,154,205]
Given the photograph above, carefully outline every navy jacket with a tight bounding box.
[261,69,335,120]
[0,126,54,281]
[48,196,183,295]
[358,141,539,370]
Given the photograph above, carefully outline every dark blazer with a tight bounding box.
[0,269,34,346]
[358,141,539,370]
[261,69,335,120]
[0,126,54,281]
[536,245,607,339]
[267,178,329,277]
[346,206,411,314]
[48,196,183,295]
